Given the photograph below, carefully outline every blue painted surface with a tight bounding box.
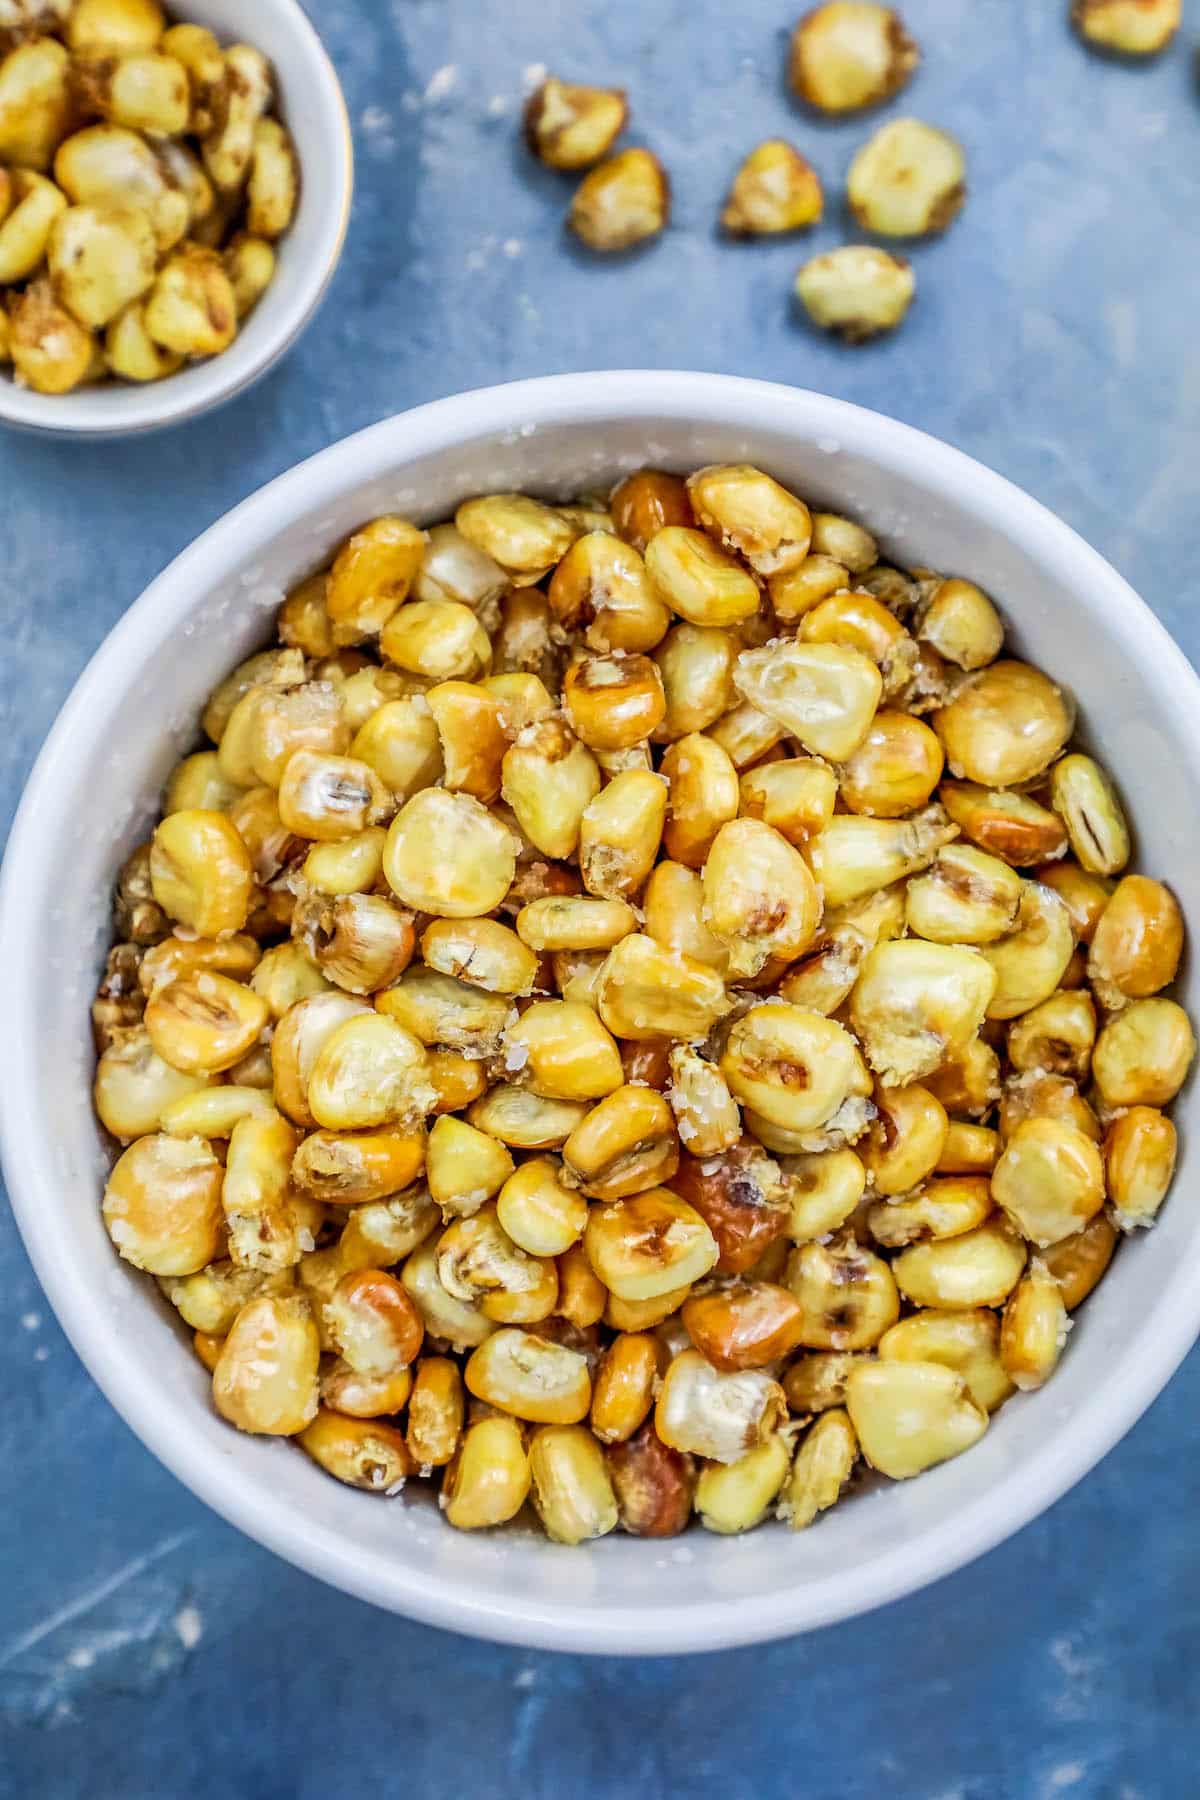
[2,1,1199,1792]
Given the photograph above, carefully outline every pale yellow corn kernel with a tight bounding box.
[159,1085,276,1140]
[297,1408,412,1489]
[594,932,732,1042]
[704,818,823,979]
[243,115,297,239]
[0,168,65,283]
[720,138,823,236]
[643,525,759,628]
[8,276,95,392]
[666,1044,741,1159]
[380,598,491,684]
[936,1121,998,1176]
[550,948,600,1009]
[416,921,533,1001]
[331,1191,437,1267]
[1104,1105,1176,1231]
[94,1028,210,1140]
[585,1188,718,1302]
[161,1260,294,1336]
[502,1000,623,1103]
[659,732,738,869]
[442,1413,530,1529]
[501,717,600,861]
[523,74,626,169]
[516,895,637,955]
[980,881,1076,1021]
[0,36,71,170]
[162,751,242,817]
[935,660,1073,787]
[794,245,915,342]
[143,243,236,356]
[75,48,188,136]
[847,117,965,238]
[69,0,163,50]
[587,1332,659,1444]
[997,1069,1101,1148]
[144,972,269,1076]
[878,1308,1013,1412]
[465,1326,591,1423]
[219,1110,299,1272]
[402,1356,463,1466]
[814,516,883,573]
[491,1157,584,1258]
[102,1132,223,1274]
[277,750,392,842]
[148,809,253,936]
[484,671,556,736]
[157,136,213,225]
[320,515,425,643]
[785,1239,899,1350]
[1088,875,1183,1006]
[138,934,260,1000]
[652,623,737,741]
[768,555,850,623]
[269,991,369,1127]
[999,1261,1069,1392]
[292,891,414,997]
[606,1284,696,1332]
[904,844,1022,948]
[1007,989,1096,1082]
[849,940,996,1086]
[868,1172,994,1250]
[223,233,276,319]
[220,681,349,791]
[642,860,729,972]
[655,1348,785,1464]
[776,1148,864,1243]
[847,1358,987,1479]
[778,1409,857,1529]
[721,1004,868,1139]
[1042,1212,1118,1310]
[561,1084,679,1201]
[691,1432,789,1535]
[807,804,956,912]
[212,1294,319,1436]
[299,828,386,898]
[939,779,1068,867]
[778,883,905,1015]
[797,590,916,695]
[350,697,443,801]
[862,1083,948,1197]
[423,680,507,802]
[307,1012,432,1131]
[732,637,881,761]
[400,1237,495,1350]
[456,493,578,579]
[568,145,669,251]
[705,698,788,770]
[916,578,1003,671]
[201,43,271,191]
[467,1085,589,1150]
[576,769,666,901]
[892,1217,1027,1308]
[687,464,812,578]
[426,1114,514,1218]
[1073,0,1179,55]
[384,788,516,917]
[414,522,508,611]
[1093,998,1195,1109]
[161,20,222,115]
[202,648,304,746]
[738,757,836,847]
[562,652,665,752]
[789,2,918,113]
[992,1115,1106,1248]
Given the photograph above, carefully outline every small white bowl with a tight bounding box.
[3,373,1198,1653]
[0,0,352,437]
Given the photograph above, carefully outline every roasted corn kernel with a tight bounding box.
[1087,874,1183,1006]
[789,3,918,113]
[850,940,996,1085]
[878,1307,1013,1412]
[794,245,915,342]
[441,1413,530,1529]
[720,140,822,236]
[846,1359,986,1479]
[426,1113,514,1217]
[1092,998,1195,1109]
[1072,0,1179,55]
[568,146,669,252]
[212,1293,320,1435]
[892,1216,1027,1308]
[847,118,966,238]
[524,75,627,170]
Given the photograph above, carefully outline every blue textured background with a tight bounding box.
[3,2,1199,1793]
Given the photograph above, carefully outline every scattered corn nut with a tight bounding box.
[696,1433,792,1534]
[221,1109,301,1273]
[202,43,271,192]
[936,1120,998,1176]
[378,969,514,1060]
[144,971,270,1076]
[568,147,670,252]
[720,140,823,237]
[794,245,915,342]
[789,3,918,114]
[68,0,163,54]
[904,844,1021,945]
[1072,0,1180,56]
[682,1278,805,1371]
[878,1307,1013,1412]
[782,1349,864,1415]
[384,788,516,917]
[666,1044,741,1159]
[524,74,627,170]
[686,464,812,578]
[585,1187,717,1301]
[94,1026,211,1140]
[845,1358,987,1479]
[720,1004,871,1147]
[404,1356,464,1467]
[292,890,413,995]
[733,638,881,761]
[142,242,236,355]
[847,117,966,238]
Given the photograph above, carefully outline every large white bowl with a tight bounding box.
[2,372,1197,1653]
[0,0,352,437]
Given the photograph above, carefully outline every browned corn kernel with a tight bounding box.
[102,1132,223,1274]
[785,1239,900,1350]
[595,932,732,1041]
[672,1141,792,1273]
[585,1187,718,1300]
[528,1423,619,1543]
[491,1159,583,1258]
[291,1130,427,1210]
[1073,0,1179,55]
[997,1070,1101,1147]
[867,1172,994,1250]
[561,1084,679,1201]
[319,1359,413,1419]
[1007,989,1096,1081]
[337,1190,438,1266]
[203,647,304,745]
[767,556,849,624]
[454,493,577,585]
[503,999,623,1102]
[783,1350,866,1415]
[1000,1261,1069,1391]
[465,1326,591,1422]
[438,1209,556,1323]
[939,780,1068,867]
[862,1083,948,1196]
[270,991,370,1127]
[162,750,244,817]
[425,1114,514,1217]
[734,637,882,761]
[666,1044,741,1159]
[201,43,272,192]
[878,1307,1013,1412]
[325,1267,424,1375]
[562,652,666,751]
[292,892,414,997]
[778,1409,859,1529]
[738,757,836,847]
[1093,998,1195,1109]
[935,661,1074,787]
[892,1217,1027,1308]
[925,1035,1002,1118]
[524,74,627,170]
[415,522,508,613]
[421,1053,485,1118]
[702,818,823,979]
[69,0,165,53]
[1035,862,1112,943]
[660,732,739,868]
[794,246,915,342]
[706,697,788,770]
[936,1121,998,1176]
[606,1420,695,1535]
[1087,874,1183,1007]
[220,1109,299,1272]
[556,1241,607,1327]
[422,681,507,801]
[575,773,663,903]
[683,1279,805,1371]
[849,940,996,1085]
[774,1148,862,1243]
[568,147,670,252]
[384,788,516,916]
[721,1004,870,1143]
[1046,754,1129,876]
[404,1356,464,1466]
[298,1409,412,1490]
[644,526,760,629]
[305,1010,432,1132]
[789,3,918,114]
[720,140,823,236]
[847,118,966,239]
[464,1086,587,1154]
[655,1348,786,1464]
[652,623,737,741]
[144,972,269,1076]
[847,1359,987,1479]
[162,1260,294,1336]
[1041,1211,1118,1309]
[610,470,693,552]
[441,1413,530,1530]
[400,1237,494,1349]
[212,1293,320,1435]
[0,35,72,170]
[192,1329,224,1373]
[381,598,492,684]
[837,711,945,819]
[914,578,1003,671]
[93,1028,211,1140]
[980,881,1076,1021]
[590,1332,661,1442]
[1104,1105,1176,1231]
[687,464,812,578]
[547,531,670,653]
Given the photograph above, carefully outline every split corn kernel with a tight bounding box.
[789,3,918,113]
[144,971,269,1075]
[720,140,822,237]
[847,118,966,238]
[655,1349,786,1464]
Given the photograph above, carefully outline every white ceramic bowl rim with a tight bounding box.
[4,372,1200,1653]
[0,0,352,438]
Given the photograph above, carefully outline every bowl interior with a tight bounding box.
[3,376,1198,1651]
[0,0,350,436]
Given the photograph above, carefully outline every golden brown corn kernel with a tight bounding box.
[212,1293,320,1436]
[420,1053,485,1119]
[606,1420,696,1535]
[419,917,537,998]
[8,276,95,392]
[606,1285,695,1331]
[644,526,759,629]
[789,3,918,113]
[291,891,413,997]
[467,1084,588,1150]
[318,1357,413,1419]
[201,42,271,191]
[1104,1105,1176,1231]
[456,493,578,582]
[493,1158,586,1258]
[867,1173,994,1250]
[403,1357,463,1466]
[0,168,66,282]
[202,648,303,746]
[778,1408,859,1530]
[862,1083,948,1197]
[721,139,823,236]
[441,1413,530,1529]
[70,0,164,53]
[847,1358,987,1479]
[837,711,944,819]
[798,590,915,694]
[904,844,1022,945]
[847,117,966,238]
[546,531,670,654]
[1073,0,1179,55]
[162,751,243,817]
[878,1308,1013,1412]
[307,1012,433,1131]
[142,243,235,356]
[999,1261,1069,1392]
[415,681,505,803]
[552,1243,604,1330]
[301,828,388,898]
[94,1027,211,1140]
[850,940,996,1086]
[465,1325,591,1423]
[575,772,665,902]
[349,698,443,802]
[705,698,788,770]
[655,1348,785,1464]
[528,1423,619,1543]
[590,1333,661,1443]
[0,35,71,170]
[738,758,836,848]
[936,1121,998,1176]
[914,578,1003,671]
[501,717,601,861]
[568,146,669,251]
[270,991,371,1128]
[298,1408,413,1489]
[1008,989,1096,1080]
[923,1038,1001,1120]
[935,661,1073,787]
[413,523,508,615]
[585,1187,717,1301]
[671,1142,792,1273]
[687,464,813,578]
[696,1433,793,1534]
[683,1279,805,1371]
[997,1069,1101,1147]
[221,682,350,792]
[562,652,665,752]
[192,1330,225,1373]
[1035,861,1111,944]
[524,75,627,169]
[733,637,881,761]
[784,1350,867,1417]
[773,1148,862,1244]
[220,1110,300,1272]
[139,933,260,1000]
[243,115,296,238]
[652,623,737,742]
[383,788,516,917]
[400,1236,495,1350]
[892,1216,1027,1310]
[609,470,693,553]
[223,228,276,317]
[721,1004,868,1144]
[321,515,425,644]
[503,999,623,1102]
[559,1085,677,1203]
[381,598,491,684]
[1087,874,1183,1007]
[939,780,1068,867]
[1041,1211,1118,1310]
[425,1114,514,1217]
[291,1128,427,1208]
[595,932,732,1041]
[277,749,392,841]
[767,556,849,624]
[144,972,269,1076]
[640,861,725,974]
[162,1260,294,1337]
[785,1239,899,1350]
[102,1132,223,1274]
[666,1045,740,1160]
[794,245,915,342]
[325,1266,424,1375]
[1093,998,1195,1108]
[702,818,822,980]
[659,732,738,868]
